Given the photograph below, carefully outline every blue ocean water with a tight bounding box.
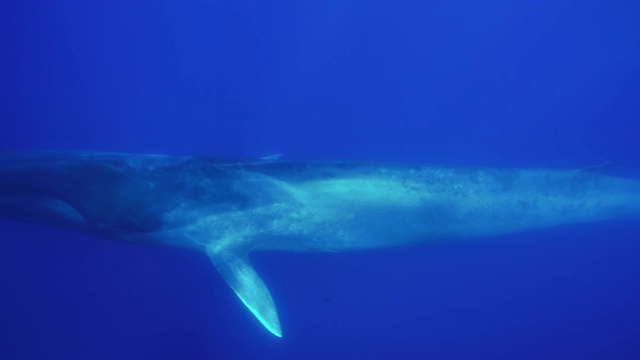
[1,1,640,359]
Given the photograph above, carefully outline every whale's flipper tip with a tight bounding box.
[207,245,282,338]
[260,153,283,161]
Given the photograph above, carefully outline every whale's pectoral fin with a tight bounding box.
[207,246,282,337]
[577,161,620,173]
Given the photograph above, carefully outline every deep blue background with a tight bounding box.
[1,1,640,359]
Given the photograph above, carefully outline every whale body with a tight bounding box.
[1,151,639,337]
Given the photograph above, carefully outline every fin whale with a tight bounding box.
[1,151,639,337]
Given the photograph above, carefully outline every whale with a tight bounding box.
[1,151,639,337]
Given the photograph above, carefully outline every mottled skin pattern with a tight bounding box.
[1,152,639,336]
